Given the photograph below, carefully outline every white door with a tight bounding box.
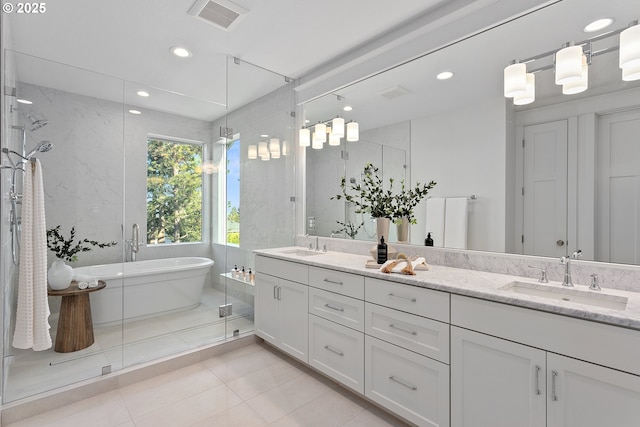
[451,327,546,427]
[547,353,640,427]
[596,109,640,264]
[254,273,279,344]
[278,279,308,362]
[523,120,568,257]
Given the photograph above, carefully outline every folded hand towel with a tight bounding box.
[379,257,428,274]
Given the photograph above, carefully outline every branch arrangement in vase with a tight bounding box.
[332,163,395,219]
[332,162,436,223]
[46,225,117,263]
[392,179,437,224]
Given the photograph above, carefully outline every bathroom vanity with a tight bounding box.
[254,247,640,427]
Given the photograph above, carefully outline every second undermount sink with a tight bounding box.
[499,281,628,311]
[280,248,323,257]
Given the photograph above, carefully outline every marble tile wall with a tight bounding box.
[14,82,213,269]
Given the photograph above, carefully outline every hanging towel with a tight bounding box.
[444,197,468,249]
[425,197,445,247]
[13,159,52,351]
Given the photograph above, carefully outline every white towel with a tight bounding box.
[13,159,52,351]
[379,257,428,273]
[444,197,468,249]
[425,198,445,247]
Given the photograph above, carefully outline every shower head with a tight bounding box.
[27,114,48,131]
[11,106,49,131]
[26,141,53,159]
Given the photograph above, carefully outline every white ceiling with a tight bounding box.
[5,0,453,120]
[7,0,637,127]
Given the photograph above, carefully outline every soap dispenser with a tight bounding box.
[377,236,388,264]
[425,232,434,246]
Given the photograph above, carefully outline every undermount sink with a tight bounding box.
[280,249,322,257]
[499,281,628,311]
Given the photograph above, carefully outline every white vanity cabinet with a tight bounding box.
[307,267,365,394]
[255,256,309,362]
[451,295,640,427]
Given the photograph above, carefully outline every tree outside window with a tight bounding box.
[226,140,240,245]
[147,138,203,244]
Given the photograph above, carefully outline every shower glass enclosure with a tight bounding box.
[0,50,295,403]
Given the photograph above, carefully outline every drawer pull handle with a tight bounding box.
[389,375,417,390]
[323,278,344,285]
[535,365,542,395]
[324,345,344,356]
[388,293,417,302]
[324,303,344,312]
[551,370,559,401]
[389,323,417,335]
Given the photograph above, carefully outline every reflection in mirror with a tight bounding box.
[305,121,408,242]
[303,0,640,265]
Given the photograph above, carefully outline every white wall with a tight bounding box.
[410,98,506,252]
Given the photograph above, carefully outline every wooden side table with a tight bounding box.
[48,280,106,353]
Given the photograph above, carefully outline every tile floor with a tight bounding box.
[5,342,410,427]
[4,287,254,402]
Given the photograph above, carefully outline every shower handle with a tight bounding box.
[132,224,140,253]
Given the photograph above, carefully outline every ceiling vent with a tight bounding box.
[188,0,248,31]
[377,85,412,100]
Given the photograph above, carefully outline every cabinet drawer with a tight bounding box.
[365,302,449,363]
[309,314,364,394]
[365,335,449,427]
[365,277,449,322]
[309,266,364,299]
[309,287,364,332]
[256,255,308,284]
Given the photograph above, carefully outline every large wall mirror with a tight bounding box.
[304,0,640,266]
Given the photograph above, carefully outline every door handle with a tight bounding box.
[551,370,559,401]
[556,240,565,246]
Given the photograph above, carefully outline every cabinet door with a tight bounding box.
[255,273,280,344]
[451,327,546,427]
[547,353,640,427]
[279,279,309,362]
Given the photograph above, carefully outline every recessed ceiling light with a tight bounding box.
[170,46,193,58]
[261,134,269,138]
[16,98,32,104]
[137,90,150,97]
[343,105,353,112]
[437,71,454,80]
[584,18,614,33]
[128,109,142,115]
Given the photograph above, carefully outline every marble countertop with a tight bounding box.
[255,247,640,331]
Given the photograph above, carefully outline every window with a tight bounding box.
[147,137,203,244]
[226,139,240,245]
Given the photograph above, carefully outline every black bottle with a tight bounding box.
[377,236,388,264]
[425,232,434,246]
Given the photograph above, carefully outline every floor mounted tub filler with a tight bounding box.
[72,257,214,324]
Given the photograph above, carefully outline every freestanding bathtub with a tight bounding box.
[72,257,214,325]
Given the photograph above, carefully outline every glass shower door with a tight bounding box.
[2,52,126,403]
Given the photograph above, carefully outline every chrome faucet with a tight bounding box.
[127,224,140,262]
[528,265,548,283]
[560,249,582,287]
[315,236,320,251]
